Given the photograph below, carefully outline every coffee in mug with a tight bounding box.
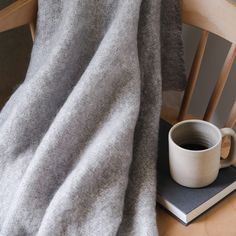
[168,119,236,188]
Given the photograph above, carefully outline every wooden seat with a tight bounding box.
[0,0,236,235]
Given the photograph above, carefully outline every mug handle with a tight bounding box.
[220,128,236,168]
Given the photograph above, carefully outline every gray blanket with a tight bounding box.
[0,0,185,235]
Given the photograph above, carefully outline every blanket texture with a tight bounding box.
[0,0,185,235]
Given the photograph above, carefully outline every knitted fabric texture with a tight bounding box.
[0,0,185,235]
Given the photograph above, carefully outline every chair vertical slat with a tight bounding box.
[29,20,36,41]
[204,43,236,121]
[178,30,209,121]
[225,101,236,128]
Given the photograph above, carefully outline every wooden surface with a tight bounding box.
[225,101,236,128]
[29,20,36,41]
[159,107,236,236]
[0,0,37,34]
[179,0,236,122]
[181,0,236,44]
[157,191,236,236]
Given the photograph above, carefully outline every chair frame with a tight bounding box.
[0,0,235,125]
[0,0,37,40]
[0,1,236,235]
[178,0,236,124]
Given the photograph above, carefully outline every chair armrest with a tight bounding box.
[0,0,37,33]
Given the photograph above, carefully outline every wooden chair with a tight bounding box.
[0,0,37,40]
[0,0,236,235]
[159,0,236,235]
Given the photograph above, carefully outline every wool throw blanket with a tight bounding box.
[0,0,185,235]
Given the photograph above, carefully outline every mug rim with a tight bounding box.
[169,119,222,153]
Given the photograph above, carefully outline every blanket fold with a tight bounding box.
[0,0,185,235]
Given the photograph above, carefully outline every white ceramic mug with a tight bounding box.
[168,119,236,188]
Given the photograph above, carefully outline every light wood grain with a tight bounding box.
[162,106,197,125]
[181,0,236,44]
[157,191,236,236]
[204,44,236,121]
[179,0,236,121]
[29,20,36,41]
[178,31,208,121]
[225,101,236,128]
[0,0,37,34]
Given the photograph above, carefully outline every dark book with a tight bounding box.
[157,119,236,224]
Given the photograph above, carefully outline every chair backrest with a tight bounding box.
[0,0,235,127]
[179,0,236,128]
[0,0,37,40]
